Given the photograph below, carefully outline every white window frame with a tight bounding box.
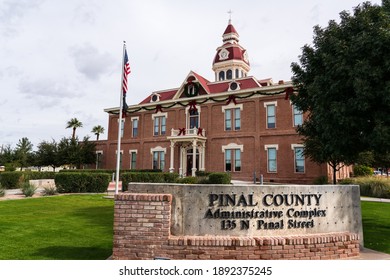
[117,118,125,138]
[185,106,201,129]
[131,117,139,138]
[222,143,244,172]
[95,150,103,169]
[222,103,243,131]
[292,105,303,127]
[152,112,167,136]
[129,149,138,170]
[264,101,277,129]
[291,144,305,173]
[150,146,167,170]
[265,144,278,173]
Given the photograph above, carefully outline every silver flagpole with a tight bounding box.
[115,42,126,195]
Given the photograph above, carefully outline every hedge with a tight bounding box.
[0,172,23,189]
[121,172,179,191]
[59,169,161,173]
[54,173,111,193]
[207,172,231,184]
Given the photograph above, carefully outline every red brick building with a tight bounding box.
[95,21,351,184]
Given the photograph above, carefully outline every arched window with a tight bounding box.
[227,69,233,80]
[235,69,240,78]
[219,71,225,81]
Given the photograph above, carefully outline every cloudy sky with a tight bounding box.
[0,0,383,149]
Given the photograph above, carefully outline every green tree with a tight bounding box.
[0,144,15,166]
[91,125,105,141]
[66,118,83,139]
[36,140,60,171]
[57,137,96,169]
[290,1,390,183]
[14,137,33,171]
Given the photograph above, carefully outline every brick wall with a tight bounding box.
[112,193,360,260]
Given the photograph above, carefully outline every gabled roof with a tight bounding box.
[138,72,265,106]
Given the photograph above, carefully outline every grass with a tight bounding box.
[0,195,389,259]
[361,201,390,254]
[0,195,114,260]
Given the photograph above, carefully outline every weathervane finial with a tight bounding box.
[228,9,233,24]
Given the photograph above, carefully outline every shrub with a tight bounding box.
[121,172,179,191]
[22,171,57,182]
[339,178,355,185]
[54,173,110,193]
[0,183,5,197]
[21,182,37,197]
[339,177,390,199]
[353,165,373,177]
[358,177,390,199]
[207,172,231,184]
[176,176,198,184]
[0,172,23,189]
[313,176,329,185]
[42,185,57,196]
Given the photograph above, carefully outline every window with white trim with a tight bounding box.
[265,145,278,173]
[129,150,137,170]
[292,145,305,173]
[222,104,243,131]
[117,119,125,138]
[152,112,167,136]
[293,105,303,126]
[219,71,225,81]
[222,144,243,172]
[131,117,139,137]
[151,147,166,171]
[186,106,201,129]
[96,151,103,169]
[264,101,277,129]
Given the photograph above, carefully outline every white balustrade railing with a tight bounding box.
[170,128,206,137]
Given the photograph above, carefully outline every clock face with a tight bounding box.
[219,49,229,60]
[243,51,249,62]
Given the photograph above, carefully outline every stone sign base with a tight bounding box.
[112,193,360,260]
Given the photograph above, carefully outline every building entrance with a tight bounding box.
[186,148,199,176]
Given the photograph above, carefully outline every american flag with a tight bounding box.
[122,48,131,117]
[122,48,131,94]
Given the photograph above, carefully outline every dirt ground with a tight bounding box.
[0,189,46,201]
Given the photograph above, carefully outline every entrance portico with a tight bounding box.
[168,128,206,177]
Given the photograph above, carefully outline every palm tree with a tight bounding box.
[66,118,83,139]
[91,125,105,140]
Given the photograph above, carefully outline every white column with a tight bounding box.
[179,146,184,177]
[192,140,197,176]
[200,142,206,171]
[169,140,175,173]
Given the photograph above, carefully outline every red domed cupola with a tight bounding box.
[212,19,250,82]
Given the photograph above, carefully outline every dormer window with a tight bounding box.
[184,81,199,97]
[150,94,160,103]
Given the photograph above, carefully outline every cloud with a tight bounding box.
[18,78,83,108]
[0,0,43,37]
[69,43,116,80]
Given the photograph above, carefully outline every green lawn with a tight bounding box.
[0,196,388,259]
[361,201,390,254]
[0,195,114,260]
